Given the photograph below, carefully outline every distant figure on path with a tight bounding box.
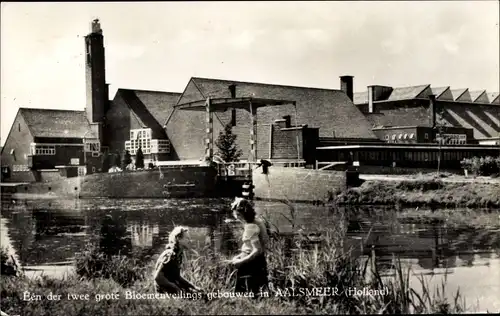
[227,198,269,296]
[154,226,203,294]
[257,159,272,175]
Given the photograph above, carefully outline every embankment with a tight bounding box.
[253,167,346,203]
[18,167,217,199]
[332,178,500,208]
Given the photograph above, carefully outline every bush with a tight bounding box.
[461,156,500,176]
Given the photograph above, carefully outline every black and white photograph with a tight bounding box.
[1,1,499,315]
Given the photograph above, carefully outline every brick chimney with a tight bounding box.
[340,76,354,101]
[429,94,436,127]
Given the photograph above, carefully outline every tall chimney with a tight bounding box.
[368,86,374,113]
[429,94,436,127]
[340,76,354,101]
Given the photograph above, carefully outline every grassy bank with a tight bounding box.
[332,178,500,208]
[1,234,468,315]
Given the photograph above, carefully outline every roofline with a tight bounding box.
[190,76,343,93]
[116,87,182,95]
[469,90,486,102]
[175,97,297,110]
[432,86,451,98]
[450,88,469,101]
[372,126,419,130]
[354,98,500,106]
[2,109,34,156]
[317,144,500,150]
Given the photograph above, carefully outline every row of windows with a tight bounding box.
[13,165,30,172]
[385,133,416,141]
[30,145,56,156]
[130,128,152,141]
[332,150,479,162]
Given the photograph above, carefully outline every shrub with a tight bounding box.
[461,156,500,176]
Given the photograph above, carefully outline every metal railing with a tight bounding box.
[216,162,259,177]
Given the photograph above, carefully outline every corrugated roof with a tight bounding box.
[386,85,430,101]
[186,77,377,139]
[19,108,95,138]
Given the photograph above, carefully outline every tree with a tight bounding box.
[215,123,242,162]
[121,150,132,170]
[135,147,144,169]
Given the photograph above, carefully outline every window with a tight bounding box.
[70,158,80,165]
[10,149,15,155]
[92,152,100,157]
[409,133,415,140]
[33,145,56,155]
[391,134,396,142]
[18,123,20,132]
[13,165,29,172]
[384,135,389,141]
[85,141,100,153]
[404,133,409,140]
[424,133,429,140]
[398,134,403,140]
[231,109,236,127]
[125,128,169,155]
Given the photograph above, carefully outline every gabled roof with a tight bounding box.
[181,77,377,139]
[386,85,430,101]
[469,90,487,103]
[449,88,468,101]
[19,108,95,138]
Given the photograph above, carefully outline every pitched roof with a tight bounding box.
[125,89,182,125]
[487,92,500,104]
[386,85,430,101]
[19,108,95,138]
[431,87,449,98]
[469,90,487,103]
[449,88,468,101]
[184,77,377,139]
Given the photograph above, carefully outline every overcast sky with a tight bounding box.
[1,1,499,145]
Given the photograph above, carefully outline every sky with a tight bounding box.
[1,1,499,145]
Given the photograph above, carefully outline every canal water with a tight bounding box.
[1,198,499,312]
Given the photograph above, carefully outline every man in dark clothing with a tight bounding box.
[257,159,272,175]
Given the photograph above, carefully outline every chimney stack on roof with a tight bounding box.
[91,19,102,35]
[340,76,354,101]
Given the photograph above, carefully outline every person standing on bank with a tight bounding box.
[227,198,269,295]
[154,226,203,294]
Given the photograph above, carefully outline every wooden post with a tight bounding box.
[249,101,257,162]
[269,123,273,159]
[205,98,213,159]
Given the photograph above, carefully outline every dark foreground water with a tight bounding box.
[1,198,499,312]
